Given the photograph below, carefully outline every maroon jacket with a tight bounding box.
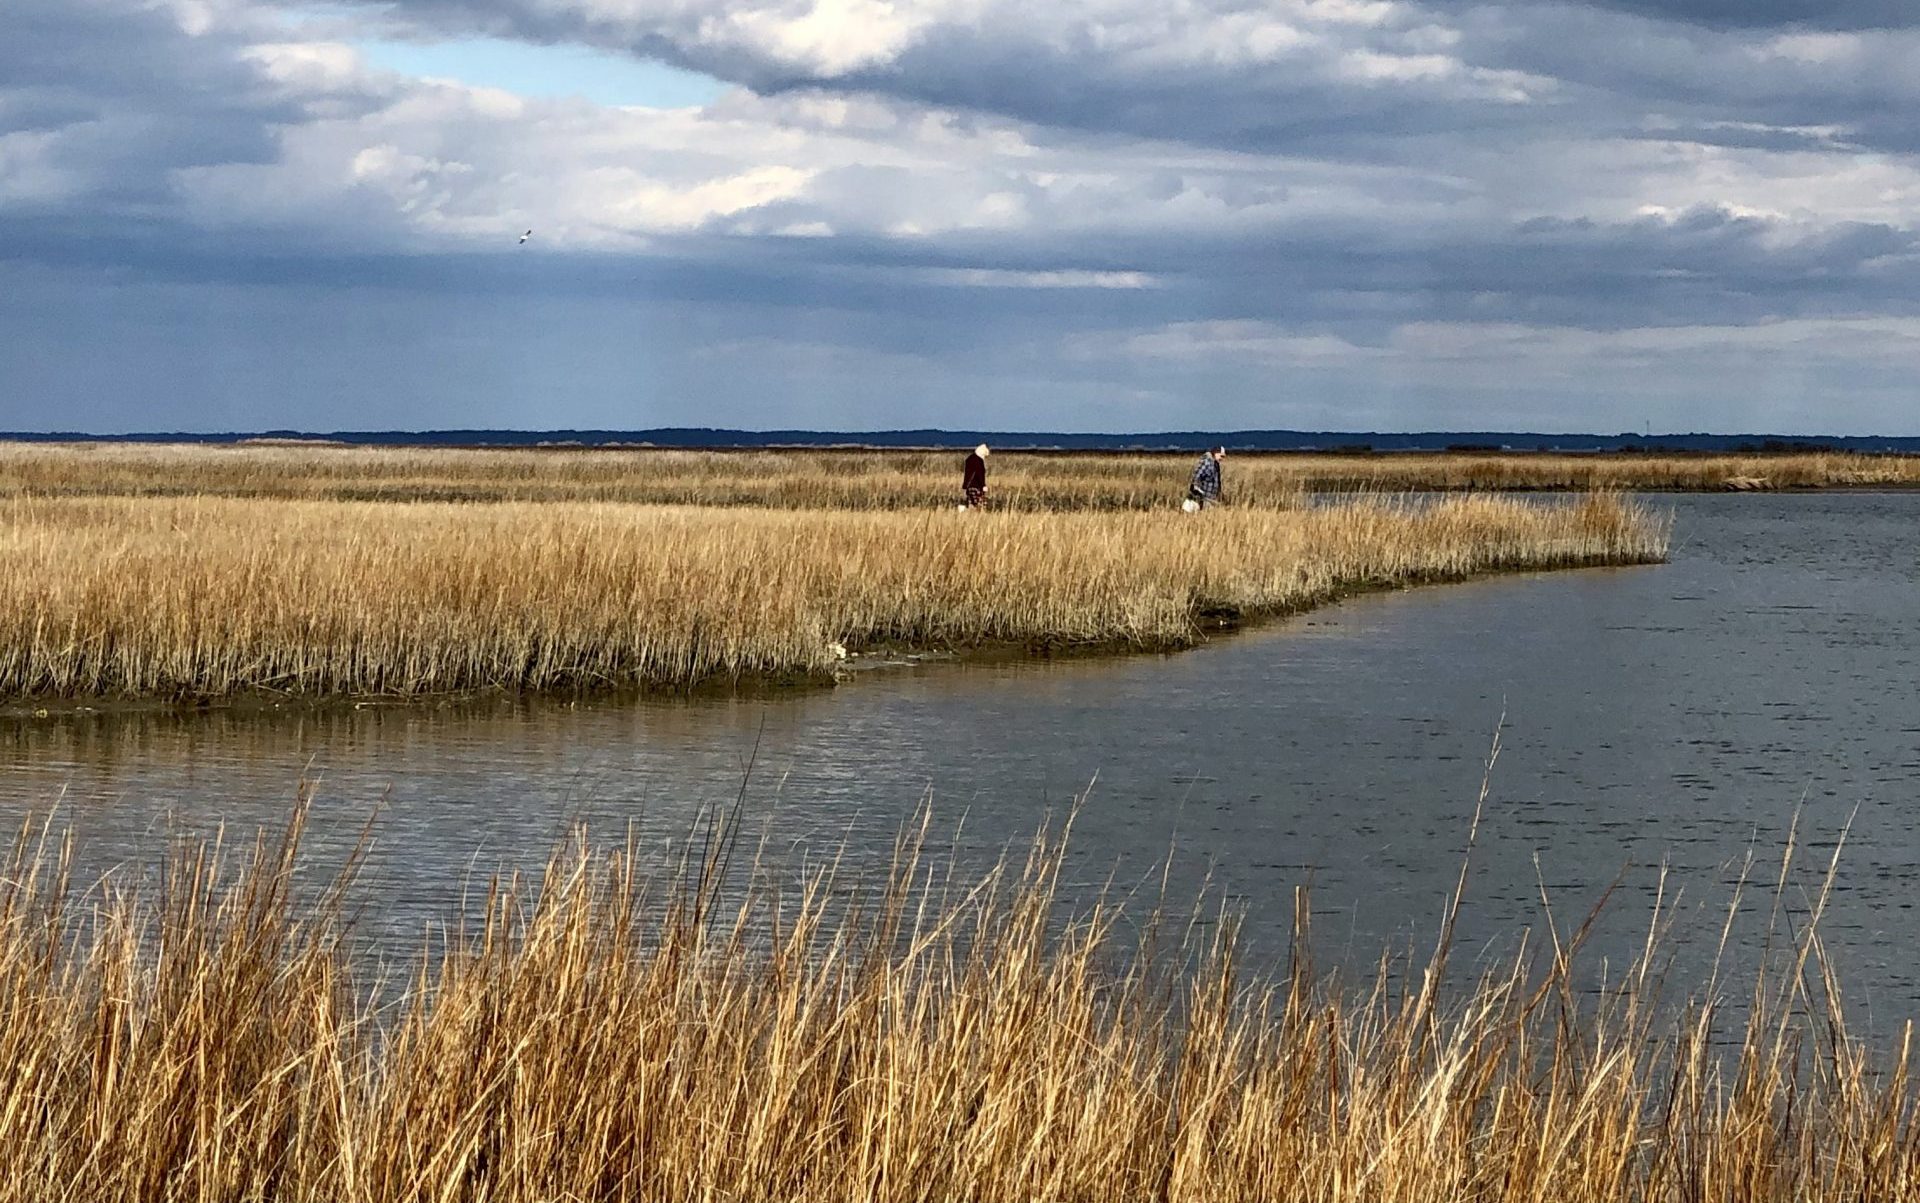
[963,452,987,492]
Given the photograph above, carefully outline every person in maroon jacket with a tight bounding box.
[962,443,990,508]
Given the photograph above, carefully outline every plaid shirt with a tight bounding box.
[1189,454,1222,502]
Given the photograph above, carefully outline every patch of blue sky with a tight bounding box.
[356,36,728,108]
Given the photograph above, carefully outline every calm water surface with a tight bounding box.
[3,494,1917,1011]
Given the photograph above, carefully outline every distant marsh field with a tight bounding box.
[2,441,1916,508]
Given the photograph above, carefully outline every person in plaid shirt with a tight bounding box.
[1186,446,1225,509]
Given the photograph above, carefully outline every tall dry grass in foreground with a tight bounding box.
[0,807,1910,1201]
[5,441,1917,509]
[0,493,1666,699]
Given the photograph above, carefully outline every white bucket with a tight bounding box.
[1181,498,1201,513]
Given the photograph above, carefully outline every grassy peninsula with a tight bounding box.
[1,491,1664,701]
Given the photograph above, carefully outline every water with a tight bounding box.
[3,493,1916,1016]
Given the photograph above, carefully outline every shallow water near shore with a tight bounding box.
[3,493,1916,1015]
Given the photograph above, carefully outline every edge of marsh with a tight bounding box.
[0,553,1665,721]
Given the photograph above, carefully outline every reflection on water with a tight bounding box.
[3,493,1918,1014]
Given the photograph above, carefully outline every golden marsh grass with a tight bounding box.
[3,441,1917,509]
[0,805,1907,1201]
[0,492,1666,700]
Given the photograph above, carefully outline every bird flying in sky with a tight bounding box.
[518,229,533,244]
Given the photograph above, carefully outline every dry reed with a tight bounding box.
[0,804,1909,1201]
[0,493,1667,699]
[4,442,1916,509]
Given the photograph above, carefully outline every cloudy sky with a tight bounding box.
[5,0,1920,433]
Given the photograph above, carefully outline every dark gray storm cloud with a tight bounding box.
[1,0,306,214]
[349,0,1920,152]
[1560,0,1920,30]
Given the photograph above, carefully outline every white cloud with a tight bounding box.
[1753,31,1860,65]
[708,0,927,75]
[243,40,367,90]
[923,267,1159,288]
[1099,321,1376,366]
[156,35,1509,252]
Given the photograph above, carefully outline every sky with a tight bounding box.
[5,0,1920,434]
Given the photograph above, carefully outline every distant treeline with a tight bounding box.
[6,428,1920,453]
